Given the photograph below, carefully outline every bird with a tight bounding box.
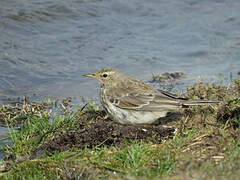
[84,68,220,125]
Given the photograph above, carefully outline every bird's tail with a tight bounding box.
[182,99,221,106]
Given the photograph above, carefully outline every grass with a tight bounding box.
[0,77,240,179]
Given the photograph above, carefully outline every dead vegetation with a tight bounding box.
[0,76,240,179]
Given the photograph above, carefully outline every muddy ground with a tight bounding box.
[32,110,177,158]
[1,76,240,179]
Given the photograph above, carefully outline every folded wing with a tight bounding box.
[107,91,184,111]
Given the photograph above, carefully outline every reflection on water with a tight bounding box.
[1,0,240,104]
[0,0,240,158]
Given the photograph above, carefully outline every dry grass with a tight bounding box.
[0,78,240,179]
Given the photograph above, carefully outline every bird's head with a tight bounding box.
[84,68,127,87]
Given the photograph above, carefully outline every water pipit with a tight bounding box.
[85,68,219,125]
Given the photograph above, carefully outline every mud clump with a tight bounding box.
[34,111,175,156]
[150,72,186,83]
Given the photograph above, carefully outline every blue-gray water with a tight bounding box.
[0,0,240,157]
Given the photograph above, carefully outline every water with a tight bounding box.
[0,0,240,157]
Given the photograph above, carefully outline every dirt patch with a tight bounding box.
[32,110,175,157]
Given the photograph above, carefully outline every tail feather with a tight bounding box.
[182,100,220,106]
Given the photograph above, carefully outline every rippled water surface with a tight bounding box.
[1,0,240,138]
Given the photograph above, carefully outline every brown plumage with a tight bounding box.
[85,68,220,125]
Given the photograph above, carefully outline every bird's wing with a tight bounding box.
[157,89,188,100]
[105,78,189,111]
[105,76,219,111]
[107,90,184,111]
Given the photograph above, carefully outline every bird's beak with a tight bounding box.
[84,74,97,78]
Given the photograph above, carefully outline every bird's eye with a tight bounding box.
[102,73,108,78]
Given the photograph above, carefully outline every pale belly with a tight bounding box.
[105,99,168,125]
[100,88,168,125]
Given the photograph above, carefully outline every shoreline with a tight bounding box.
[0,77,240,179]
